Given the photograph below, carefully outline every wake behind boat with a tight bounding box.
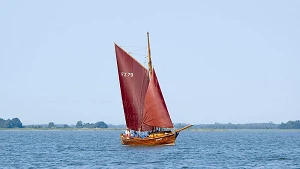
[114,32,192,146]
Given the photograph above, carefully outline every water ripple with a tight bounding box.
[0,130,300,168]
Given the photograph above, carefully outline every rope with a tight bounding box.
[120,45,148,67]
[120,46,146,48]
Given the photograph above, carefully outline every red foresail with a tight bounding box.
[143,69,174,128]
[115,44,150,131]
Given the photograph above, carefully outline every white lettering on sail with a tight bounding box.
[121,72,133,77]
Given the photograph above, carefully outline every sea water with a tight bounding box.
[0,130,300,168]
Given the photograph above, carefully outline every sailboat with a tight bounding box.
[114,32,192,146]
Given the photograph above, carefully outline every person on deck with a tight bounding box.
[125,128,130,138]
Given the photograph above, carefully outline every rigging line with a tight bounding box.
[120,46,146,48]
[127,52,147,58]
[144,56,147,67]
[130,47,147,51]
[121,47,147,52]
[129,49,147,54]
[128,51,146,55]
[129,53,147,56]
[127,49,147,54]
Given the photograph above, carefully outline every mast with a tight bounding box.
[147,32,153,76]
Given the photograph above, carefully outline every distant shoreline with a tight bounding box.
[0,128,123,131]
[1,128,300,132]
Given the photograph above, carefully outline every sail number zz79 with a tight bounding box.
[121,72,133,77]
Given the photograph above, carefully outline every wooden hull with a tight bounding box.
[120,132,178,146]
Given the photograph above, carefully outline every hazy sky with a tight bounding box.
[1,1,299,125]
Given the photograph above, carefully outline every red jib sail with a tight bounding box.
[115,44,150,131]
[143,69,174,128]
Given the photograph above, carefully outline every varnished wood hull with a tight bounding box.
[120,132,177,146]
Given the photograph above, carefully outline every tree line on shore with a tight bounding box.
[0,118,108,129]
[1,117,300,129]
[175,121,300,129]
[0,118,23,128]
[28,120,108,129]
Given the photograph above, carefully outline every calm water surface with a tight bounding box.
[0,130,300,168]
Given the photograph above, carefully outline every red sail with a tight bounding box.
[115,44,150,131]
[143,69,174,128]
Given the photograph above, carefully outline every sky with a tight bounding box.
[0,0,299,125]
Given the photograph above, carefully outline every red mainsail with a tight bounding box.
[115,44,150,131]
[143,69,174,128]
